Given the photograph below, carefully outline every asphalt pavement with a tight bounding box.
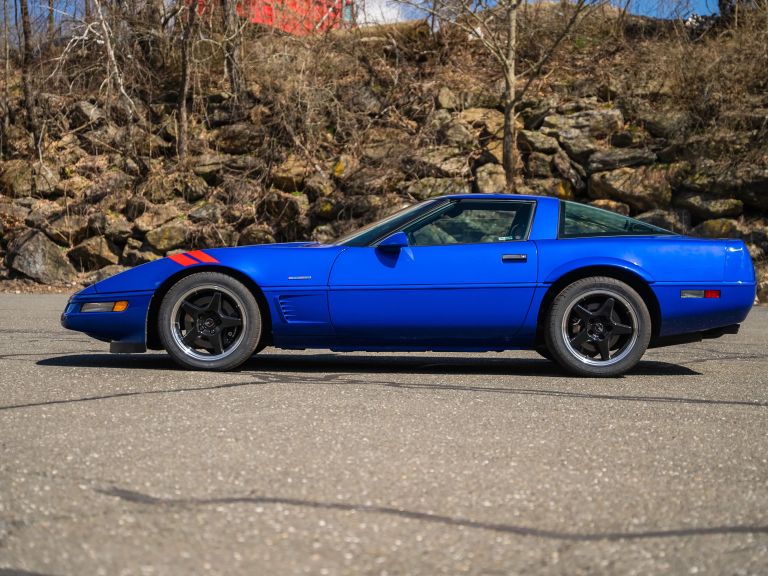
[0,295,767,575]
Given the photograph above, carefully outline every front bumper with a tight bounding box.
[61,290,154,351]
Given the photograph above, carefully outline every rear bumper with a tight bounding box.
[650,323,740,349]
[61,290,153,350]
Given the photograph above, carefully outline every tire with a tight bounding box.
[535,346,553,361]
[543,277,651,377]
[158,272,262,371]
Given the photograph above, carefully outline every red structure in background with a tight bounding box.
[237,0,355,35]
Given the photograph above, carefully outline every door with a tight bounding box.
[328,199,538,346]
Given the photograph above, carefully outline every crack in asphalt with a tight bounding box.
[96,486,768,543]
[1,368,766,411]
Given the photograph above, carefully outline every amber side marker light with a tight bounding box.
[681,290,721,299]
[81,301,129,312]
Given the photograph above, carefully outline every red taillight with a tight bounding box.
[704,290,721,299]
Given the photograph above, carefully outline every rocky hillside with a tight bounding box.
[0,13,767,298]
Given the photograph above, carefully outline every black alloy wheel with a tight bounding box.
[544,277,651,377]
[159,272,262,370]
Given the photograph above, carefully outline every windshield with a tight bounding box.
[335,199,448,246]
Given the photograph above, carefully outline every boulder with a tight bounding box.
[401,177,470,201]
[0,160,60,198]
[635,209,691,234]
[311,197,341,221]
[525,178,574,199]
[238,223,276,245]
[115,126,172,157]
[542,109,623,163]
[23,199,59,230]
[403,146,469,178]
[682,163,768,210]
[121,238,161,266]
[475,164,507,194]
[552,150,585,192]
[437,121,475,149]
[187,223,238,249]
[587,148,656,173]
[692,218,742,239]
[635,109,690,139]
[526,152,553,179]
[331,154,358,180]
[215,123,263,154]
[360,128,411,163]
[271,154,310,191]
[588,166,672,212]
[610,130,648,148]
[70,100,106,127]
[44,214,90,247]
[8,231,78,284]
[191,153,232,183]
[68,236,120,272]
[351,86,383,115]
[310,224,337,244]
[189,202,222,224]
[304,174,335,201]
[343,194,385,218]
[53,175,93,198]
[673,191,743,220]
[436,86,460,111]
[145,221,187,253]
[90,212,132,244]
[517,130,560,154]
[458,108,505,138]
[134,204,181,234]
[84,265,129,285]
[589,199,630,216]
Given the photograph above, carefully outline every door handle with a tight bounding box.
[502,254,527,263]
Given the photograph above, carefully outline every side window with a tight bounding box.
[402,201,534,246]
[559,201,673,238]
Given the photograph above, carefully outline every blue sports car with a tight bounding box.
[61,194,756,377]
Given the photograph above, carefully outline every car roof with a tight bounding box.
[436,193,559,203]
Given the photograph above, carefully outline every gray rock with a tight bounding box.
[215,123,262,154]
[589,199,630,216]
[84,264,129,285]
[635,209,691,234]
[68,236,120,272]
[437,121,475,149]
[552,150,585,192]
[44,214,90,247]
[238,223,276,246]
[517,130,560,154]
[587,148,656,173]
[692,218,742,239]
[542,109,623,139]
[70,100,106,127]
[401,177,470,201]
[121,238,161,266]
[271,154,310,191]
[526,153,553,179]
[8,231,78,284]
[403,146,469,178]
[475,164,507,194]
[436,86,460,111]
[589,166,672,212]
[304,174,335,201]
[189,203,222,224]
[134,204,181,234]
[145,222,187,253]
[673,191,743,220]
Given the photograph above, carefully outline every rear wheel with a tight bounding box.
[159,272,262,371]
[544,277,651,377]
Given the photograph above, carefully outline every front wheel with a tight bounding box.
[158,272,262,371]
[543,277,651,377]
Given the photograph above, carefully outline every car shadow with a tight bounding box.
[37,350,699,377]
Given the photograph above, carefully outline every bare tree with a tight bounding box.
[178,0,200,162]
[398,0,603,189]
[48,0,55,39]
[221,0,244,100]
[19,0,41,157]
[1,0,9,156]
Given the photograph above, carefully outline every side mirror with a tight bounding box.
[377,231,409,251]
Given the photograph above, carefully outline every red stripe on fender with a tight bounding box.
[168,253,198,267]
[187,250,219,264]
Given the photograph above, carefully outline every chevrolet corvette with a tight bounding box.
[61,194,756,376]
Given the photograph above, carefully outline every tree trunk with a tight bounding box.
[177,0,199,163]
[1,0,9,156]
[84,0,91,21]
[221,0,242,100]
[48,0,55,39]
[19,0,41,157]
[501,0,518,191]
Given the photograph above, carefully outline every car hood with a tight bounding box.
[79,241,342,295]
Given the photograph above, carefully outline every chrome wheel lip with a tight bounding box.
[170,283,247,362]
[561,289,638,367]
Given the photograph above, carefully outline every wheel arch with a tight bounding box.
[145,265,272,350]
[535,265,661,346]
